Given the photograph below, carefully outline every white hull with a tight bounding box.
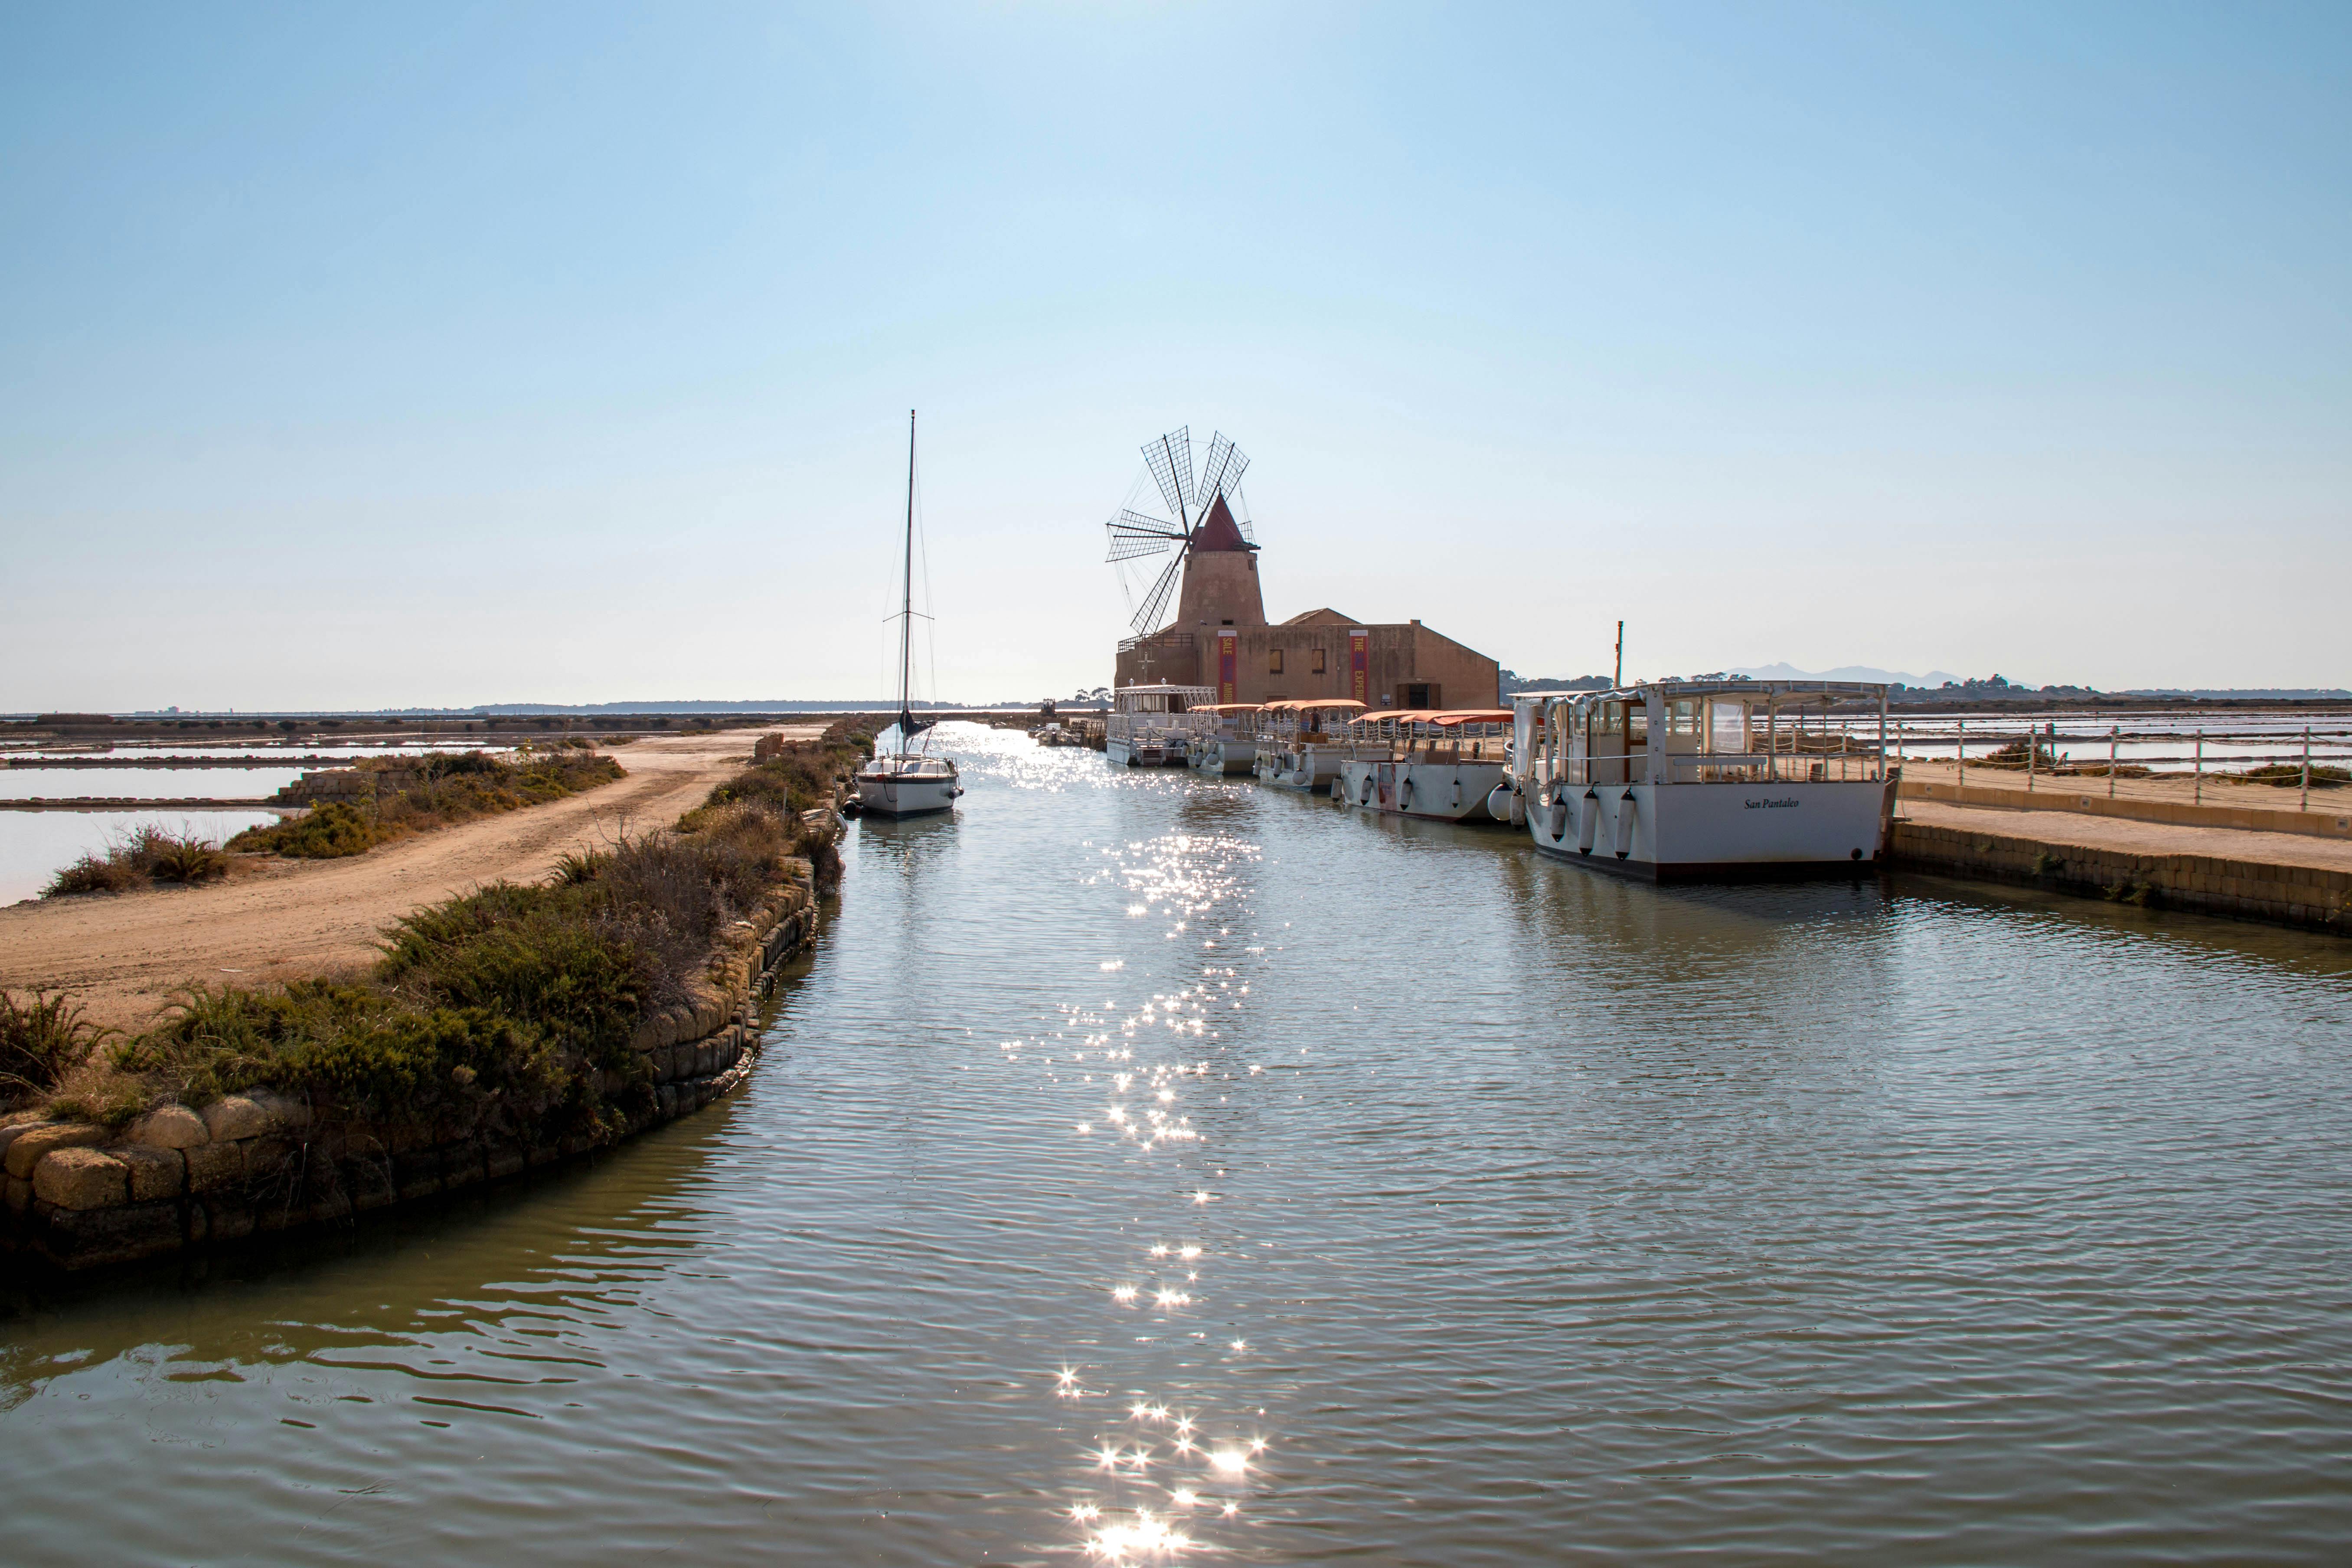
[1256,744,1343,790]
[1107,736,1188,768]
[1339,758,1509,821]
[856,768,960,818]
[1193,739,1256,775]
[1522,778,1888,880]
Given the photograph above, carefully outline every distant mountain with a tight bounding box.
[1734,662,1964,688]
[1499,670,1611,695]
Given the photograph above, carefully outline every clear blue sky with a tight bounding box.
[3,2,2345,708]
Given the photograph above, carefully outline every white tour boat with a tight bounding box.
[1335,709,1514,821]
[1189,703,1264,776]
[854,411,961,819]
[1105,683,1213,768]
[1500,679,1895,879]
[1253,699,1365,791]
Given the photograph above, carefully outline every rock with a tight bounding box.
[183,1140,246,1194]
[114,1144,186,1202]
[248,1090,312,1130]
[3,1174,31,1214]
[36,1200,183,1269]
[4,1122,106,1180]
[201,1095,273,1143]
[34,1147,131,1211]
[127,1104,210,1149]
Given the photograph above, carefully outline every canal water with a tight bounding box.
[6,723,2351,1564]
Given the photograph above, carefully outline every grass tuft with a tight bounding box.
[1,990,105,1105]
[44,825,230,897]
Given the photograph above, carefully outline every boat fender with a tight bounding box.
[1450,777,1463,810]
[1615,788,1637,858]
[1577,789,1599,855]
[1331,776,1346,802]
[1400,777,1415,809]
[1360,776,1374,805]
[1546,786,1571,842]
[1485,782,1514,822]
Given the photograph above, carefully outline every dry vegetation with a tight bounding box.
[227,745,626,860]
[10,735,864,1151]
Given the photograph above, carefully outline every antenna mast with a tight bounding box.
[898,410,916,741]
[1614,620,1624,688]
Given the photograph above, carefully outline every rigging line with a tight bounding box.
[913,425,939,756]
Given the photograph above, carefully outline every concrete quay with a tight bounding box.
[1890,789,2351,933]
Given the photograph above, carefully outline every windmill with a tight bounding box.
[1104,427,1254,636]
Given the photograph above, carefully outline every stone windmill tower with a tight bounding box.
[1104,428,1265,634]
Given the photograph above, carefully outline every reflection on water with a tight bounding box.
[5,723,2352,1565]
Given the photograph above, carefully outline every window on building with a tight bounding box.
[1312,648,1327,674]
[1269,648,1284,675]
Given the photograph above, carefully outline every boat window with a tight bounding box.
[1709,701,1746,753]
[1595,702,1622,734]
[1669,699,1699,736]
[1626,706,1647,745]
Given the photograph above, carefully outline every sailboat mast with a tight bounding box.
[898,409,915,741]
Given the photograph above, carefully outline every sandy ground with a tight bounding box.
[1900,797,2352,874]
[0,729,822,1032]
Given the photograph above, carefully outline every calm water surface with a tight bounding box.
[6,723,2351,1564]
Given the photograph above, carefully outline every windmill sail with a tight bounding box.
[1131,554,1184,635]
[1142,427,1195,525]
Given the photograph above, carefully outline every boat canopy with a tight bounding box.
[1262,698,1365,712]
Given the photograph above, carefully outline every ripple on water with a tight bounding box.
[5,724,2352,1564]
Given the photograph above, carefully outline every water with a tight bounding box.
[6,722,2351,1564]
[0,808,280,905]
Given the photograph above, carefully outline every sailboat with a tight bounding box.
[854,410,962,818]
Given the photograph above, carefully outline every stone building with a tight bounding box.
[1112,498,1499,709]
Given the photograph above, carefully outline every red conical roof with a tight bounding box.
[1190,493,1255,553]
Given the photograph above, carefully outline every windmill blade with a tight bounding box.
[1141,427,1195,524]
[1106,520,1176,562]
[1197,431,1249,508]
[1130,552,1183,634]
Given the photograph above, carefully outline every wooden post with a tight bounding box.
[2194,728,2203,806]
[1878,689,1888,783]
[2109,724,2118,799]
[2027,719,2036,792]
[1957,717,1965,788]
[2303,725,2312,811]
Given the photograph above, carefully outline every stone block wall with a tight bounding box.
[0,852,829,1273]
[1891,820,2349,933]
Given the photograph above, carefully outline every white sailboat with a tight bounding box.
[855,410,962,819]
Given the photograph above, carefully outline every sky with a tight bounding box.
[2,2,2345,709]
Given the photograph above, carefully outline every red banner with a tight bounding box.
[1217,629,1237,704]
[1349,628,1369,705]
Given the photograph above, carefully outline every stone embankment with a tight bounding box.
[0,817,835,1273]
[1891,811,2349,933]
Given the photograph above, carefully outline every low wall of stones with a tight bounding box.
[0,838,832,1273]
[1891,820,2349,934]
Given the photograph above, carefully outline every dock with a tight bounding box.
[1890,764,2349,932]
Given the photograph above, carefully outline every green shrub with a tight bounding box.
[230,800,380,858]
[44,824,230,896]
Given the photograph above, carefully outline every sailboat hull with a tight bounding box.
[856,771,960,818]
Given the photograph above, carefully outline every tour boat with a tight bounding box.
[854,411,962,819]
[1189,703,1264,776]
[1253,699,1364,791]
[1104,683,1213,768]
[1500,679,1895,879]
[1335,709,1514,821]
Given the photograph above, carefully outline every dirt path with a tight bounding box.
[0,730,822,1032]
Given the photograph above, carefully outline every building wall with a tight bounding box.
[1114,619,1498,709]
